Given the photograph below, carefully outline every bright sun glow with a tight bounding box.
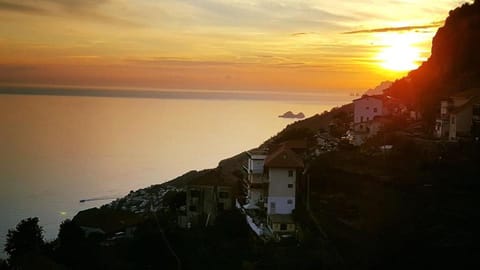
[376,32,423,72]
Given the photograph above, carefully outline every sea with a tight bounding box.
[0,87,350,257]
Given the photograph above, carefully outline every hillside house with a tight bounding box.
[349,95,386,145]
[181,170,233,228]
[349,94,409,145]
[264,146,304,237]
[239,141,306,240]
[353,95,385,124]
[434,89,480,141]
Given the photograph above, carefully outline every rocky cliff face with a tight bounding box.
[386,0,480,121]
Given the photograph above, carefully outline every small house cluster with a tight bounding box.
[108,185,181,214]
[347,88,480,145]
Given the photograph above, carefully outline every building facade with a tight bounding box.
[181,170,233,228]
[243,150,268,209]
[353,95,384,124]
[434,89,480,141]
[264,147,304,237]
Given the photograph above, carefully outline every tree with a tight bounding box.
[57,219,85,247]
[55,219,86,266]
[0,259,9,270]
[4,217,44,265]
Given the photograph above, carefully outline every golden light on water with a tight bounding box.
[376,32,424,72]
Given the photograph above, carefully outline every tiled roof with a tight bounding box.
[353,94,384,102]
[264,147,304,168]
[269,139,308,154]
[451,88,480,99]
[451,95,480,114]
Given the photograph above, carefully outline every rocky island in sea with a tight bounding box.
[278,111,305,119]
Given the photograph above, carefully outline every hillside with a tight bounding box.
[386,0,480,123]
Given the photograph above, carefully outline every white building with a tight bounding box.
[353,95,384,124]
[349,94,391,145]
[243,150,268,209]
[246,150,267,174]
[264,147,304,236]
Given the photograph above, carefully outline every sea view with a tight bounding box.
[1,0,479,267]
[0,89,350,257]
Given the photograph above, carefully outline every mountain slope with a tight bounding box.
[386,0,480,122]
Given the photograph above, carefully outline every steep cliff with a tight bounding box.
[386,0,480,122]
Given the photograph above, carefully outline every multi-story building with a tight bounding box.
[264,146,304,236]
[242,142,305,239]
[434,89,480,141]
[181,170,233,228]
[242,150,268,209]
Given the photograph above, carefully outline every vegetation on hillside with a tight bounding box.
[386,0,480,125]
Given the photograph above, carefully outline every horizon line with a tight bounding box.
[0,85,353,103]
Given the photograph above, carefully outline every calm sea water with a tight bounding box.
[0,89,349,257]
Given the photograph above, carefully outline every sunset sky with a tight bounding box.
[0,0,471,92]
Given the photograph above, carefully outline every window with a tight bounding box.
[373,107,378,113]
[219,191,229,199]
[287,183,293,188]
[288,170,293,177]
[270,202,276,213]
[473,104,480,116]
[287,199,293,204]
[280,224,287,231]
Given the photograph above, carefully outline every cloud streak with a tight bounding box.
[342,21,444,34]
[0,1,48,15]
[0,0,140,27]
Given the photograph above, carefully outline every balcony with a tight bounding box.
[249,173,268,184]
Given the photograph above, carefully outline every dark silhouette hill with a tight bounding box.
[386,0,480,124]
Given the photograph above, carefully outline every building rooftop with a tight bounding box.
[451,88,480,99]
[264,147,304,169]
[451,95,480,114]
[353,94,385,102]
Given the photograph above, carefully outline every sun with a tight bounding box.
[376,32,423,72]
